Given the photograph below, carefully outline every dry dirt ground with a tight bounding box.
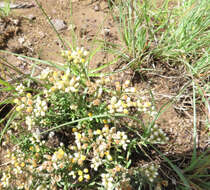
[0,0,209,187]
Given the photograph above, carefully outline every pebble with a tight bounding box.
[94,4,100,11]
[18,37,25,45]
[51,19,67,31]
[103,28,110,37]
[12,19,20,25]
[27,14,36,20]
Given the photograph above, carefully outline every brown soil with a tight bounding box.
[0,0,209,189]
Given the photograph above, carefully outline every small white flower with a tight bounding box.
[111,96,117,104]
[16,84,25,94]
[49,131,55,138]
[109,109,115,114]
[39,68,51,80]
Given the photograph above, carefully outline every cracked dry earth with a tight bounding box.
[0,0,209,184]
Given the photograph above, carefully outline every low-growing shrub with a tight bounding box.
[0,47,168,189]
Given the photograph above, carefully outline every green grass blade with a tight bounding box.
[191,80,197,162]
[152,146,191,189]
[0,50,65,71]
[0,110,16,144]
[0,78,15,91]
[33,0,67,50]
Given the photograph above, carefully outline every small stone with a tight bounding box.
[103,28,110,37]
[94,4,100,11]
[27,14,36,20]
[51,19,67,31]
[11,19,20,25]
[18,37,25,45]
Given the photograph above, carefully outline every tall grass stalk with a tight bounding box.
[33,0,67,50]
[153,0,209,65]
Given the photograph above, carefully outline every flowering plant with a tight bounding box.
[0,47,168,189]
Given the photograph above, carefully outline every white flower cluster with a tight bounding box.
[137,97,157,116]
[34,96,48,117]
[64,76,80,93]
[112,131,130,150]
[49,73,80,93]
[38,67,52,80]
[100,165,128,190]
[14,93,48,131]
[107,93,156,117]
[69,168,90,182]
[2,148,34,189]
[91,156,103,171]
[73,132,88,151]
[47,148,69,171]
[101,172,115,190]
[38,68,82,94]
[71,125,130,172]
[62,47,88,64]
[141,163,159,182]
[72,152,86,166]
[107,96,135,114]
[52,148,67,162]
[26,116,35,130]
[29,131,42,144]
[14,92,33,113]
[93,127,129,169]
[5,149,26,176]
[0,172,11,188]
[147,125,169,144]
[16,83,25,94]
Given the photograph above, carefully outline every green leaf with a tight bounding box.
[153,146,191,190]
[0,78,15,91]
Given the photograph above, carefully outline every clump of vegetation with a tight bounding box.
[0,0,209,189]
[0,48,168,189]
